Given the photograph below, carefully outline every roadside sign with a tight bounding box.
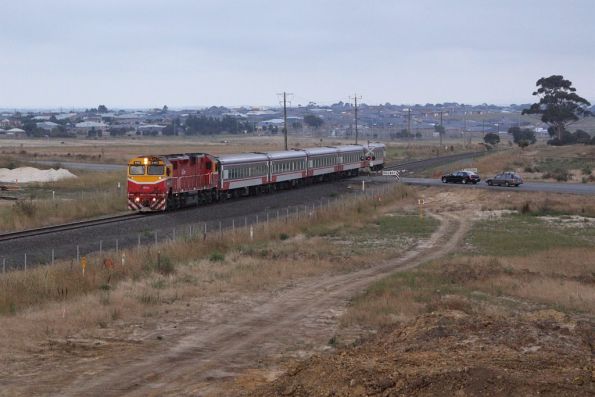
[382,170,401,182]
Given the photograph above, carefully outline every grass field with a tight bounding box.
[342,208,595,331]
[0,170,126,232]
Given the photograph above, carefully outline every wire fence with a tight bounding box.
[1,180,398,273]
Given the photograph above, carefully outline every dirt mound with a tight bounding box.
[251,310,593,396]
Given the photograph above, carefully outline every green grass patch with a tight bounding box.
[375,214,439,237]
[466,214,595,256]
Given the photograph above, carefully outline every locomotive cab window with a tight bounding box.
[129,165,145,175]
[148,165,165,175]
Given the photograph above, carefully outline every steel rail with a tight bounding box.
[0,213,147,243]
[383,150,489,172]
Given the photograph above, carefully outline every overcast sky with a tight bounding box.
[1,0,593,109]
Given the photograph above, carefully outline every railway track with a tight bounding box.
[0,213,146,243]
[383,150,488,173]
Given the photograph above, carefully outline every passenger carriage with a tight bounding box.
[217,152,270,197]
[335,145,366,176]
[266,150,308,188]
[303,147,341,180]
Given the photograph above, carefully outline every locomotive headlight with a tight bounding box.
[134,197,140,202]
[152,197,157,201]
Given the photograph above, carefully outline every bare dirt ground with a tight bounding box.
[0,212,467,397]
[252,309,593,397]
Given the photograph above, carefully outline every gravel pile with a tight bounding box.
[0,167,77,183]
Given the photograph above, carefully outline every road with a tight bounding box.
[401,177,595,196]
[30,160,126,172]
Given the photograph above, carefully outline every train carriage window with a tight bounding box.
[129,165,145,175]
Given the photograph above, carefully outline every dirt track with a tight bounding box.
[9,212,465,397]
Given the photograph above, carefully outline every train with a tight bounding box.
[127,143,385,212]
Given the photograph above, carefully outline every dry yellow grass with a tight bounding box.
[0,185,419,361]
[0,170,127,232]
[0,184,413,314]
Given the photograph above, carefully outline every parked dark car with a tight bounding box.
[485,172,523,187]
[441,170,481,184]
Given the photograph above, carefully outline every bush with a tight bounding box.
[14,200,37,218]
[156,255,175,275]
[209,251,225,262]
[279,233,289,241]
[483,132,500,145]
[524,165,538,173]
[543,169,570,182]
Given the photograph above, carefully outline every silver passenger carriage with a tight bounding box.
[335,144,365,175]
[303,147,341,178]
[217,153,270,194]
[265,150,308,186]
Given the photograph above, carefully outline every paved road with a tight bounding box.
[30,160,126,172]
[401,177,595,196]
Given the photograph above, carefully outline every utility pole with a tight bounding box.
[439,110,443,147]
[349,94,362,144]
[407,108,412,136]
[277,92,293,150]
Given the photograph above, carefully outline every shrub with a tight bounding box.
[156,256,175,275]
[14,200,37,218]
[209,251,225,262]
[279,233,289,241]
[543,169,569,181]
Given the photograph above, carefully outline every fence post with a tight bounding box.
[24,253,27,271]
[138,234,141,248]
[256,214,259,224]
[51,249,54,266]
[2,258,5,274]
[115,239,119,253]
[219,221,222,238]
[232,219,235,233]
[76,245,79,263]
[204,223,207,240]
[99,240,103,256]
[245,216,247,228]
